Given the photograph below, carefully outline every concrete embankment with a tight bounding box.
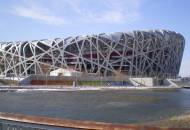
[0,86,181,93]
[145,113,190,128]
[0,112,189,130]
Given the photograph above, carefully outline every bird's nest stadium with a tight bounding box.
[0,30,185,80]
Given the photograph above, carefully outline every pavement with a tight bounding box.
[0,85,181,92]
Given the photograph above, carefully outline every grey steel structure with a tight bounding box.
[0,30,185,78]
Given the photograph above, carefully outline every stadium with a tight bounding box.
[0,30,185,86]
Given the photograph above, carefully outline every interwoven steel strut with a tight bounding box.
[0,30,185,78]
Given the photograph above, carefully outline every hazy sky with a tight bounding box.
[0,0,189,76]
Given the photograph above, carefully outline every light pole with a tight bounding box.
[45,65,50,88]
[46,72,47,87]
[74,70,77,88]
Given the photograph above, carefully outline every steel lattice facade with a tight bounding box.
[0,30,185,78]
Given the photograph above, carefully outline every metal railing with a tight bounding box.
[0,122,46,130]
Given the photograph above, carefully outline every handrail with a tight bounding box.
[0,112,189,130]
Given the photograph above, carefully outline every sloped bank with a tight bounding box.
[145,112,190,128]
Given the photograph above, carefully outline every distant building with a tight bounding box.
[0,30,185,79]
[50,68,82,77]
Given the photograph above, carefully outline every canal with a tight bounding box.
[0,88,190,124]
